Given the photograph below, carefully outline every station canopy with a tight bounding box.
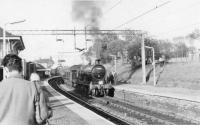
[0,27,25,51]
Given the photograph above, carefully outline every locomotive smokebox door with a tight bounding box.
[91,65,106,80]
[95,59,101,65]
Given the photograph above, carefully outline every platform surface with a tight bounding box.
[43,81,115,125]
[115,84,200,102]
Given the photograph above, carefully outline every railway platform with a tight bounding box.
[114,84,200,123]
[114,84,200,102]
[42,81,115,125]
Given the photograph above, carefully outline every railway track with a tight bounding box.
[47,76,199,125]
[47,76,132,125]
[67,86,199,125]
[91,96,199,125]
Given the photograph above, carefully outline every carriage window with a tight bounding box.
[72,70,77,79]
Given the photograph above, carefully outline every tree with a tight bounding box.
[121,30,143,63]
[174,42,189,58]
[107,40,126,55]
[121,29,140,42]
[127,40,142,69]
[172,36,189,58]
[157,40,174,60]
[187,29,200,40]
[83,32,120,64]
[145,38,160,60]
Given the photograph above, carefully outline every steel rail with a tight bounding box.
[47,76,132,125]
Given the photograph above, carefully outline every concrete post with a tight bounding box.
[152,48,156,86]
[141,34,146,84]
[3,24,6,57]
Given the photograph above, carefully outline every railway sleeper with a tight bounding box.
[112,105,175,125]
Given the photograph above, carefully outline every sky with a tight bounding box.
[0,0,200,66]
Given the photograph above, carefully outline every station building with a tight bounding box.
[0,27,25,81]
[0,27,25,60]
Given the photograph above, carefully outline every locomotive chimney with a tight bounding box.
[95,59,101,65]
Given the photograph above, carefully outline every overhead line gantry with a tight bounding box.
[8,29,142,36]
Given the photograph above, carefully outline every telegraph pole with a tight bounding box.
[73,27,76,50]
[114,56,117,73]
[3,24,6,57]
[145,46,156,86]
[141,34,146,84]
[153,48,156,86]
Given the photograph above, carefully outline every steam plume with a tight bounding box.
[71,0,104,28]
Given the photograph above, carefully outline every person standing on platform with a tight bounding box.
[30,72,52,121]
[109,72,114,85]
[112,70,117,85]
[0,54,49,125]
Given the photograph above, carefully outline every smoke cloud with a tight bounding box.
[71,0,104,28]
[187,29,200,40]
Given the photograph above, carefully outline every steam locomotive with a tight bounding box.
[71,60,115,97]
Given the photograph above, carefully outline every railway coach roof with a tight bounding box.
[0,28,13,37]
[70,65,82,71]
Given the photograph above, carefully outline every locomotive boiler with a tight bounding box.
[71,60,115,97]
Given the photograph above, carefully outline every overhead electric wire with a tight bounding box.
[144,0,200,29]
[153,21,200,38]
[8,29,141,36]
[114,1,171,29]
[103,0,122,15]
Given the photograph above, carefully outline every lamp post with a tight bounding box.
[3,19,26,57]
[145,46,156,86]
